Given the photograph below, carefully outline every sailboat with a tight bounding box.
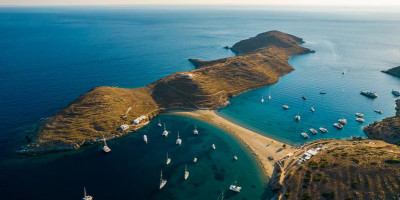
[233,155,238,160]
[193,157,198,163]
[184,164,189,180]
[218,191,224,200]
[143,135,148,144]
[157,119,162,127]
[159,170,167,189]
[229,180,242,193]
[176,131,182,145]
[82,187,93,200]
[193,124,199,135]
[268,93,271,100]
[261,95,264,103]
[162,123,169,137]
[212,144,216,150]
[166,153,171,165]
[102,135,111,153]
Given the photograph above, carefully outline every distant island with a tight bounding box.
[382,66,400,78]
[19,31,314,154]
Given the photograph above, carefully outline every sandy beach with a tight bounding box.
[169,110,297,178]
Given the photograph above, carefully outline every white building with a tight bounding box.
[132,115,146,125]
[120,124,129,131]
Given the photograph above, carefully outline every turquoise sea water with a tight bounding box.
[0,6,400,200]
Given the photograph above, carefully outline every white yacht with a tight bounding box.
[157,119,162,127]
[301,132,309,139]
[360,91,379,98]
[356,118,365,123]
[355,113,364,118]
[374,109,383,114]
[176,131,182,145]
[193,157,198,163]
[166,153,171,165]
[233,155,238,160]
[333,123,344,129]
[338,119,347,125]
[82,187,93,200]
[310,106,315,112]
[229,181,242,193]
[212,144,216,150]
[102,135,111,153]
[392,89,400,96]
[309,128,317,135]
[143,135,148,144]
[162,123,169,137]
[160,170,167,189]
[282,105,290,109]
[268,94,272,100]
[319,127,328,133]
[261,95,264,103]
[295,114,301,121]
[193,124,199,135]
[184,164,189,180]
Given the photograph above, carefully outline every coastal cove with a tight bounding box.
[1,7,400,200]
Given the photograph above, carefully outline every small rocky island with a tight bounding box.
[20,31,313,154]
[382,66,400,78]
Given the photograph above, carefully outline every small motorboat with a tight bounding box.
[193,157,198,163]
[310,106,315,112]
[301,132,309,139]
[268,94,271,100]
[392,89,400,96]
[160,170,167,189]
[355,113,364,118]
[212,144,216,150]
[282,105,290,109]
[333,123,344,129]
[229,181,242,193]
[184,164,189,180]
[309,128,317,135]
[82,187,93,200]
[320,91,327,94]
[319,127,328,133]
[157,119,162,127]
[360,91,379,98]
[261,95,264,103]
[233,155,238,160]
[356,118,365,123]
[338,119,347,125]
[143,135,148,144]
[342,71,345,75]
[302,95,307,100]
[295,114,301,121]
[374,109,383,114]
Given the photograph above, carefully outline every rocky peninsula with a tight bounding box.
[382,66,400,78]
[364,99,400,146]
[19,31,313,154]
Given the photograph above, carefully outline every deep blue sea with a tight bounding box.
[0,6,400,200]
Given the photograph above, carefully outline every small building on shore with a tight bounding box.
[132,115,146,125]
[119,124,129,131]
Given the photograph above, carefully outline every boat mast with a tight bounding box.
[160,170,163,181]
[84,187,87,197]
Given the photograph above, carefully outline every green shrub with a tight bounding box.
[301,193,312,200]
[351,179,358,189]
[284,192,291,198]
[321,192,335,200]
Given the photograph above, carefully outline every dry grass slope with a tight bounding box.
[281,140,400,200]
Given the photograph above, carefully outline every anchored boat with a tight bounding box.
[162,123,169,137]
[319,127,328,133]
[82,187,93,200]
[184,164,189,180]
[360,91,378,98]
[176,131,182,145]
[229,180,242,193]
[160,170,167,189]
[166,153,171,165]
[193,124,198,135]
[301,132,309,139]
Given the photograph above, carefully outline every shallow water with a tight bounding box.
[0,6,400,200]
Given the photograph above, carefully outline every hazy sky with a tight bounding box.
[1,0,400,6]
